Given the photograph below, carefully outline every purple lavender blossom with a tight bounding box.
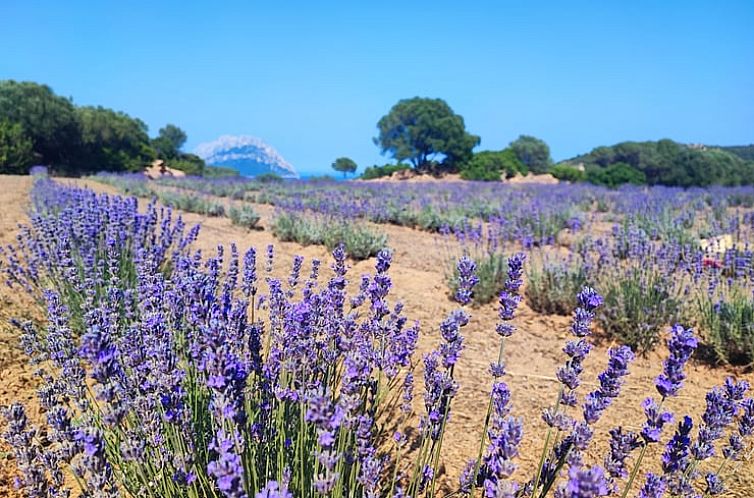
[691,384,739,461]
[564,465,609,498]
[637,473,667,498]
[582,346,634,424]
[288,255,304,292]
[495,253,526,338]
[439,309,468,368]
[570,287,603,337]
[738,397,754,436]
[255,480,292,498]
[641,397,673,443]
[655,324,698,399]
[661,415,693,474]
[554,287,603,412]
[241,247,258,297]
[265,244,274,272]
[208,429,247,498]
[604,427,640,479]
[704,472,725,496]
[480,381,523,496]
[455,255,479,305]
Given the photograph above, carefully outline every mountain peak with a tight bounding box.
[194,135,298,178]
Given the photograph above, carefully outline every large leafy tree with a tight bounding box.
[152,124,188,159]
[0,80,80,165]
[0,121,35,174]
[74,106,155,173]
[331,157,358,177]
[375,97,479,170]
[509,135,552,173]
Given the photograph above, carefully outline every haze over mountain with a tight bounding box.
[194,135,298,178]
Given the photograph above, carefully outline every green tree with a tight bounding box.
[331,157,358,178]
[0,121,35,174]
[0,80,80,165]
[74,106,155,173]
[509,135,552,173]
[375,97,480,171]
[152,124,187,159]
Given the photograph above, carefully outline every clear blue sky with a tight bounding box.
[2,1,752,174]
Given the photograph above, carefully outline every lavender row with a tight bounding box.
[2,179,753,497]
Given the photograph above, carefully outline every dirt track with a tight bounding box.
[1,175,753,496]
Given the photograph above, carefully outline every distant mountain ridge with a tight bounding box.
[194,135,298,178]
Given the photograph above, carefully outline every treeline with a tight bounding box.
[717,144,754,162]
[555,140,754,187]
[0,80,206,175]
[359,96,754,187]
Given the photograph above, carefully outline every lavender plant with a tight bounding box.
[3,179,754,498]
[228,204,262,230]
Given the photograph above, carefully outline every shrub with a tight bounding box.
[597,269,680,352]
[460,149,526,181]
[360,163,411,180]
[271,211,387,260]
[325,223,388,260]
[157,190,225,216]
[255,172,284,183]
[697,290,754,365]
[447,252,508,305]
[550,164,586,183]
[587,162,647,187]
[204,165,241,177]
[526,256,588,315]
[459,162,501,181]
[228,204,261,229]
[168,154,205,176]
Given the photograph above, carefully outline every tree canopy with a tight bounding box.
[0,120,35,174]
[375,97,479,171]
[331,157,358,177]
[0,80,204,176]
[0,81,79,165]
[73,106,154,174]
[152,124,188,160]
[571,139,754,187]
[509,135,552,173]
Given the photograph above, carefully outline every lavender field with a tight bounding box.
[0,173,752,498]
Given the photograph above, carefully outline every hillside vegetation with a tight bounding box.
[562,139,754,187]
[0,80,206,175]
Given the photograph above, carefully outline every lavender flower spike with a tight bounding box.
[570,286,603,337]
[564,465,609,498]
[655,324,698,399]
[255,480,292,498]
[637,473,666,498]
[496,252,526,338]
[455,255,479,306]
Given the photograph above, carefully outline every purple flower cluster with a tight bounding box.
[583,346,635,424]
[554,287,603,410]
[655,324,698,398]
[455,255,479,305]
[495,253,526,339]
